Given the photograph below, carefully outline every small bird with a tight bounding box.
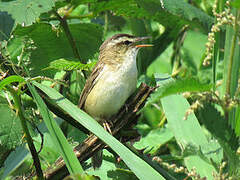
[78,34,152,168]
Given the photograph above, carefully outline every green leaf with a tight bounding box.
[27,82,84,175]
[64,173,98,180]
[0,75,25,92]
[33,81,165,180]
[235,106,240,135]
[2,37,27,64]
[44,58,96,71]
[0,96,23,167]
[148,75,212,104]
[90,0,150,18]
[129,18,153,75]
[182,30,208,70]
[231,0,240,9]
[1,145,29,179]
[0,12,14,41]
[0,0,55,26]
[10,23,103,77]
[86,150,138,180]
[198,103,239,173]
[161,95,218,179]
[134,127,174,154]
[136,0,213,32]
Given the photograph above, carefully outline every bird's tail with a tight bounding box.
[92,150,103,169]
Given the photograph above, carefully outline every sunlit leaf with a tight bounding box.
[0,0,55,26]
[147,74,212,105]
[44,58,96,71]
[161,95,218,179]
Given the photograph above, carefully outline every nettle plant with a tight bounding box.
[0,0,240,179]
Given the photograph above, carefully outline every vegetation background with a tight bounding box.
[0,0,240,179]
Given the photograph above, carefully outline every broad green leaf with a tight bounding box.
[161,95,217,179]
[134,127,174,154]
[86,150,137,180]
[0,12,14,41]
[10,23,103,77]
[136,0,213,32]
[44,58,96,71]
[2,37,27,64]
[182,31,208,70]
[72,0,97,5]
[0,75,25,91]
[27,83,84,175]
[198,103,239,173]
[33,81,165,180]
[0,0,55,26]
[90,0,213,32]
[148,75,212,105]
[162,95,208,148]
[1,145,29,179]
[0,96,23,167]
[129,18,153,75]
[231,0,240,8]
[90,0,150,18]
[147,45,172,76]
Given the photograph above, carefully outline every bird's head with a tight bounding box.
[99,34,152,64]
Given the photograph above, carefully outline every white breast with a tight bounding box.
[84,49,138,120]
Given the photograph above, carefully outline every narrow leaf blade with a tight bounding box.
[27,82,84,174]
[33,81,165,180]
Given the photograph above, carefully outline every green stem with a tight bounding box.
[226,10,240,96]
[40,13,94,22]
[54,11,81,61]
[103,12,108,37]
[7,86,44,179]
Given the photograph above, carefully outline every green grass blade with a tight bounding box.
[33,81,165,180]
[161,95,218,179]
[27,82,84,175]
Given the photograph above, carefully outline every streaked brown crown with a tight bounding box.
[99,34,137,52]
[99,34,150,65]
[99,34,136,51]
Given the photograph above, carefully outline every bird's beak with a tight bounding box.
[135,36,153,48]
[135,44,153,48]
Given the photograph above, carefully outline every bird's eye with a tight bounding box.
[123,40,132,45]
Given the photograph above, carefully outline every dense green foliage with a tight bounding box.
[0,0,240,179]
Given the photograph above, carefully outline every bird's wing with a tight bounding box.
[78,60,105,109]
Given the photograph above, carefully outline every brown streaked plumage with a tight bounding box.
[78,60,104,109]
[78,34,152,169]
[78,34,151,115]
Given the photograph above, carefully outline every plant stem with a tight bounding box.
[54,11,81,61]
[7,86,44,179]
[103,12,108,37]
[40,13,94,22]
[226,10,240,96]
